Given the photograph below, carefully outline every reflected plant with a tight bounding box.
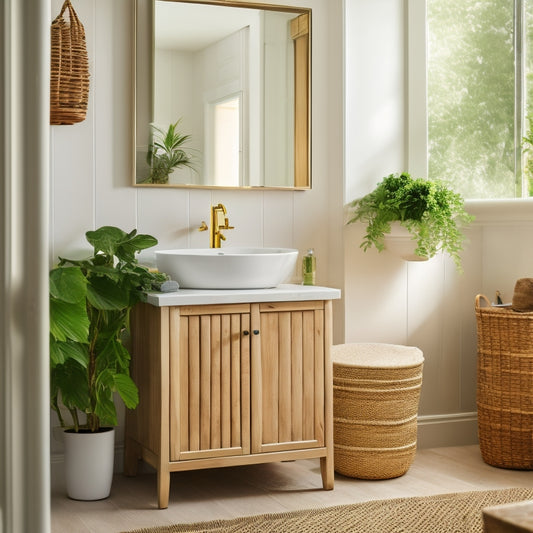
[143,119,194,184]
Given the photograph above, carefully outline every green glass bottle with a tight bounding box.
[302,249,316,286]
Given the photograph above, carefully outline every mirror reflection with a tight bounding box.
[134,0,311,189]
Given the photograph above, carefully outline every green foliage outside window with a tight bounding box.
[427,0,520,199]
[522,115,533,196]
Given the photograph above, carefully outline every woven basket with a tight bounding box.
[334,443,417,480]
[50,0,90,125]
[332,343,423,480]
[475,294,533,470]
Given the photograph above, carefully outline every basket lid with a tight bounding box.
[332,343,424,368]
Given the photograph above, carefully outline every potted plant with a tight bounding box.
[50,226,168,500]
[347,172,474,269]
[142,119,195,184]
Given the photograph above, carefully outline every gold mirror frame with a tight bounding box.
[133,0,311,190]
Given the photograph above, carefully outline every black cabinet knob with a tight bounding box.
[243,330,250,336]
[253,330,260,335]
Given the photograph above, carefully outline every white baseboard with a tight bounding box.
[417,411,478,449]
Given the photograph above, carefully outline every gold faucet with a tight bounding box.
[198,203,234,248]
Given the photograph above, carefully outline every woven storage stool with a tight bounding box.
[475,294,533,469]
[332,343,424,479]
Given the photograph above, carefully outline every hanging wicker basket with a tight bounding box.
[475,294,533,469]
[50,0,90,125]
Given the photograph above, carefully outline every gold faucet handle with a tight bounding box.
[198,221,208,232]
[223,217,234,230]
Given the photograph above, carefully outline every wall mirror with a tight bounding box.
[134,0,311,190]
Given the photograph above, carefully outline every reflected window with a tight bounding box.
[207,95,241,187]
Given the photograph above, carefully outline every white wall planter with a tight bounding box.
[64,427,115,500]
[383,222,429,262]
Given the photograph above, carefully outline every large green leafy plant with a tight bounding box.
[50,226,168,432]
[348,172,474,269]
[143,119,194,184]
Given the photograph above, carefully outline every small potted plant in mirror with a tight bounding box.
[347,172,474,270]
[142,118,195,184]
[50,226,169,500]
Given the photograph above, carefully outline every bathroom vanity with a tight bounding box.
[124,284,341,508]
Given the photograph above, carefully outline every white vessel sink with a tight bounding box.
[155,247,299,289]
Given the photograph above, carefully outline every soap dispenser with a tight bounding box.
[302,249,316,285]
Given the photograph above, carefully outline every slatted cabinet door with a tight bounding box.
[169,304,251,461]
[252,301,325,454]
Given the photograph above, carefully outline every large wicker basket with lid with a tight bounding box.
[332,343,424,479]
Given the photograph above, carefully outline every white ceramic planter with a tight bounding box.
[64,427,115,500]
[383,222,429,262]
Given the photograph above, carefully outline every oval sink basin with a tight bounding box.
[155,247,299,289]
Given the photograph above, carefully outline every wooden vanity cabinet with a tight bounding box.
[125,299,334,509]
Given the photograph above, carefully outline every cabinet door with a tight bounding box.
[252,301,325,454]
[169,304,251,461]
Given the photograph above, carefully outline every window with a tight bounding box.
[206,94,242,187]
[426,0,533,199]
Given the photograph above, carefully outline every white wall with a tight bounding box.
[344,0,484,447]
[154,49,200,185]
[49,0,345,474]
[344,0,407,204]
[197,28,248,186]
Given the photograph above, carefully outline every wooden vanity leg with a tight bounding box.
[320,453,334,490]
[157,466,170,509]
[123,436,140,477]
[321,300,334,490]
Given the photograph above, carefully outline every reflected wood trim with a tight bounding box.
[291,13,310,189]
[290,11,309,39]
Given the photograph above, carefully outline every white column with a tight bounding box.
[0,0,51,532]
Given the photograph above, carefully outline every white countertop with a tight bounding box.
[144,284,341,307]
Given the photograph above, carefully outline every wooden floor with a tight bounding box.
[51,445,533,533]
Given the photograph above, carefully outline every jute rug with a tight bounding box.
[123,487,533,533]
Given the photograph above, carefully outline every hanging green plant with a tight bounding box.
[143,119,195,184]
[347,172,474,270]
